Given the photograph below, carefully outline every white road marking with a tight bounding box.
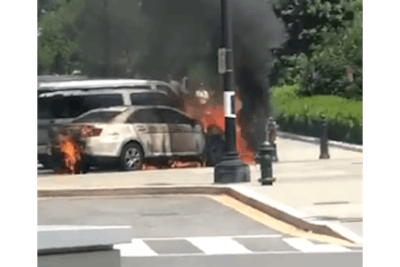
[113,236,360,258]
[139,234,282,241]
[283,238,351,253]
[187,237,252,255]
[114,239,158,257]
[121,250,362,258]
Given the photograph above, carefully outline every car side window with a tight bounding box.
[38,94,124,119]
[130,92,174,107]
[127,108,164,124]
[81,94,124,113]
[159,109,190,124]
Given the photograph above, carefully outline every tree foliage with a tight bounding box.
[38,0,84,75]
[270,0,362,99]
[300,0,362,98]
[38,0,147,77]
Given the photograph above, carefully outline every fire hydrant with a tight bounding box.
[257,141,276,186]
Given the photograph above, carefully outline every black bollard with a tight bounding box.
[319,120,330,159]
[257,141,276,186]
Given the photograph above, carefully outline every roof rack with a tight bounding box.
[37,78,170,91]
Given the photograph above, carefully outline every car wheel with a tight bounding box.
[205,135,225,166]
[119,143,144,171]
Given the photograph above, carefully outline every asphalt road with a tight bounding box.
[38,195,362,267]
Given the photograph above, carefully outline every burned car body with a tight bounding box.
[49,106,220,172]
[38,88,176,168]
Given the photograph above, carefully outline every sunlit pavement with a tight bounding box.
[37,137,363,266]
[38,195,362,267]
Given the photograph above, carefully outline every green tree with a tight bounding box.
[37,0,84,75]
[300,0,362,98]
[270,0,358,86]
[76,0,147,77]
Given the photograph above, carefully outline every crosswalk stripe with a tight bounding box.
[114,239,158,257]
[283,238,351,253]
[186,237,252,255]
[139,234,282,241]
[113,236,357,257]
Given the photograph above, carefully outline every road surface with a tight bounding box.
[38,195,362,267]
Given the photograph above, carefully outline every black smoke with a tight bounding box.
[139,0,286,150]
[77,0,286,150]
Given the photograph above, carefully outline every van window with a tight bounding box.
[38,94,124,119]
[130,92,174,107]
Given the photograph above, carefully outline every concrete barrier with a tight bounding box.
[38,225,133,267]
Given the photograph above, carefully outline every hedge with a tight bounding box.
[271,85,363,145]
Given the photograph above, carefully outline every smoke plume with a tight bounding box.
[139,0,286,149]
[78,0,286,150]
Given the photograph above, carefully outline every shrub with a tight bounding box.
[272,85,363,144]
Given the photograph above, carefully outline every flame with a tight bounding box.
[141,159,203,170]
[54,82,254,174]
[182,91,255,165]
[59,134,81,174]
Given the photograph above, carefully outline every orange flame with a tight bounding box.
[59,134,81,174]
[182,91,255,165]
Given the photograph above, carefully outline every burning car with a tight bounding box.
[38,88,176,169]
[48,105,224,173]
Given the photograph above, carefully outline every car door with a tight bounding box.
[159,108,200,155]
[127,108,171,157]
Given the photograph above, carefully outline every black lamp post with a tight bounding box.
[214,0,250,184]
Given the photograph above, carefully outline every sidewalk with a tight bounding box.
[37,137,363,241]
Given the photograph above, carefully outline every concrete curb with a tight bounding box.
[38,185,361,246]
[277,131,363,153]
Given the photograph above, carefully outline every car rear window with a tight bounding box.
[130,92,174,107]
[73,111,122,123]
[38,94,124,119]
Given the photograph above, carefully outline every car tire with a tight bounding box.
[39,160,51,170]
[119,143,144,171]
[205,135,225,166]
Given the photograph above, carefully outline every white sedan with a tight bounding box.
[51,106,222,171]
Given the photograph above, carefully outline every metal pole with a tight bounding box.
[214,0,250,184]
[222,0,235,156]
[103,0,110,77]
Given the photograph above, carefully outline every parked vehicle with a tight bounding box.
[38,88,175,168]
[49,106,224,172]
[37,79,182,107]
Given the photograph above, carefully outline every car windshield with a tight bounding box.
[130,92,174,107]
[38,94,124,119]
[73,111,122,123]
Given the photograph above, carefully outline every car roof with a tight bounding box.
[38,79,171,91]
[38,88,167,98]
[84,105,181,114]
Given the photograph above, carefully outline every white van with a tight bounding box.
[37,88,175,168]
